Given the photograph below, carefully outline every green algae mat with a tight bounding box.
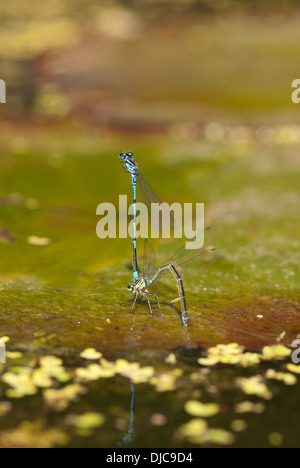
[0,126,299,447]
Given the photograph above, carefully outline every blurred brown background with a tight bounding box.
[1,0,300,132]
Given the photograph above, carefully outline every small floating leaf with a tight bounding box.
[80,348,102,360]
[66,412,105,436]
[75,364,115,382]
[165,353,177,364]
[286,363,300,374]
[262,345,291,360]
[207,428,235,445]
[6,352,23,360]
[184,400,220,418]
[27,236,51,246]
[237,375,272,400]
[234,401,265,414]
[176,418,208,444]
[43,384,87,411]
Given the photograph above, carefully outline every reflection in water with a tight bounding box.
[117,380,135,446]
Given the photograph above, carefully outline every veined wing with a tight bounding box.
[137,171,178,233]
[143,239,157,280]
[157,227,221,277]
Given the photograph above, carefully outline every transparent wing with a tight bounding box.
[137,171,177,233]
[157,227,221,278]
[143,239,157,280]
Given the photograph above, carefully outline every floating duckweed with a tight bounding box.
[39,356,70,383]
[0,336,10,343]
[213,343,244,355]
[198,343,261,367]
[0,420,69,448]
[176,418,208,444]
[3,372,38,398]
[238,353,261,367]
[40,356,63,368]
[237,375,272,400]
[262,345,291,360]
[184,400,221,418]
[6,352,23,360]
[32,369,53,388]
[234,401,265,414]
[75,364,115,382]
[80,348,103,360]
[207,428,235,445]
[265,369,297,386]
[99,357,115,370]
[66,412,105,437]
[198,356,219,366]
[117,362,155,384]
[43,384,87,412]
[165,353,177,364]
[27,236,51,246]
[176,418,234,446]
[198,343,292,371]
[286,363,300,374]
[150,370,182,392]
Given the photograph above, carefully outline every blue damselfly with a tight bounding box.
[119,152,177,283]
[124,226,221,327]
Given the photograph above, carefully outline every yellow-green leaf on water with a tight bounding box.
[0,336,10,343]
[3,372,38,398]
[237,375,272,400]
[184,400,220,418]
[265,369,297,386]
[207,428,235,446]
[38,356,70,383]
[27,236,51,246]
[150,370,181,392]
[39,356,63,368]
[75,364,115,382]
[43,384,87,411]
[286,363,300,374]
[262,345,291,360]
[115,360,155,383]
[198,356,219,366]
[165,353,177,364]
[234,401,265,414]
[6,351,23,360]
[66,412,105,437]
[32,369,53,388]
[176,418,208,444]
[80,348,102,360]
[0,420,69,448]
[198,343,261,368]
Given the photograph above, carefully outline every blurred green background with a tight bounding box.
[0,0,300,448]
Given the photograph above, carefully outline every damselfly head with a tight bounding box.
[127,285,134,292]
[119,152,134,160]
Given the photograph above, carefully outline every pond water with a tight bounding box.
[0,128,299,447]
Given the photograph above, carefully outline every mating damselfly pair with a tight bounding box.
[119,152,221,326]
